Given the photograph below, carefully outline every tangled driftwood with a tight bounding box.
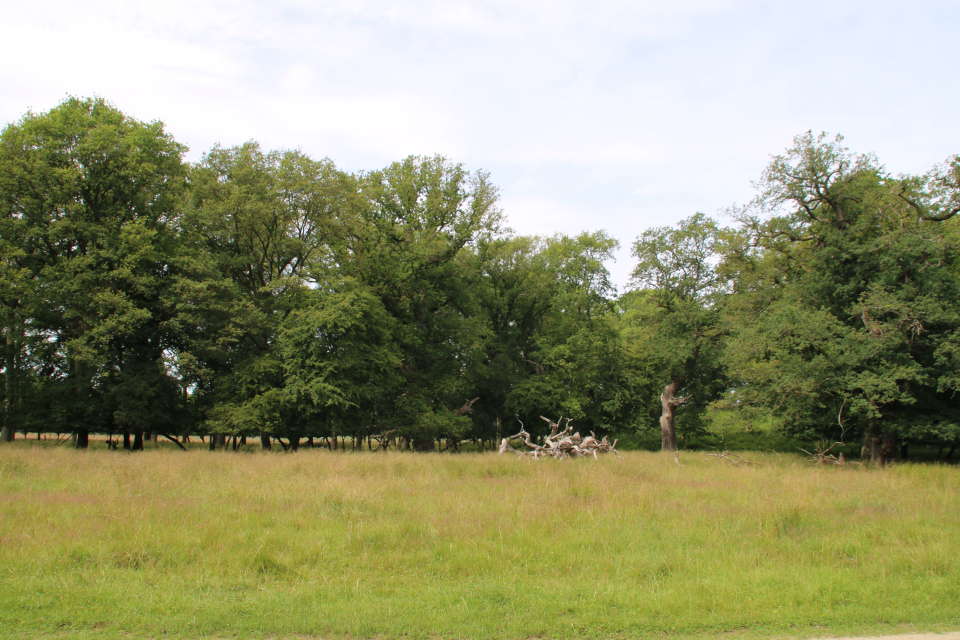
[498,416,619,459]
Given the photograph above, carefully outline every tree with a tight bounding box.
[0,97,188,447]
[627,213,729,451]
[331,155,503,449]
[183,142,352,448]
[276,280,401,445]
[463,232,622,444]
[723,132,960,461]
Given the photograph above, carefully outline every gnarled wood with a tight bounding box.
[498,417,619,459]
[659,379,690,452]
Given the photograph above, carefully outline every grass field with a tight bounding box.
[1,445,959,640]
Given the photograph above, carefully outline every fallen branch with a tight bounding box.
[798,440,856,466]
[705,450,761,466]
[160,434,187,450]
[369,428,400,451]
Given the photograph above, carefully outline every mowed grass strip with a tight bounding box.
[0,447,958,640]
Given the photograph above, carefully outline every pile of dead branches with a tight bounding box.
[498,416,619,459]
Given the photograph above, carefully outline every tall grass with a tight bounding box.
[1,446,958,639]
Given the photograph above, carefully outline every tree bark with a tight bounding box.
[260,433,271,450]
[132,431,144,451]
[880,431,897,465]
[74,429,89,449]
[1,326,17,443]
[123,430,131,450]
[659,379,689,452]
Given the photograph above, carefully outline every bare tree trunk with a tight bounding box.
[132,431,144,451]
[71,357,90,449]
[260,433,271,450]
[1,326,16,443]
[862,421,882,465]
[880,431,897,466]
[413,428,435,452]
[659,379,689,452]
[123,430,131,450]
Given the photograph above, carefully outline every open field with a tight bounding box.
[1,445,959,640]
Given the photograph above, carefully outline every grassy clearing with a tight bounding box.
[1,446,959,640]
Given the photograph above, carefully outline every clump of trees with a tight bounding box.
[1,98,958,459]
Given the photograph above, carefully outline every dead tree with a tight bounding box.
[498,416,619,459]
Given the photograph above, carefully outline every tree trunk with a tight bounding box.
[659,379,687,452]
[71,358,90,449]
[123,430,131,450]
[260,433,271,450]
[880,431,897,466]
[413,427,435,452]
[862,422,883,464]
[1,328,14,443]
[132,431,144,451]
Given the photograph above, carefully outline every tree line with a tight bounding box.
[1,97,958,458]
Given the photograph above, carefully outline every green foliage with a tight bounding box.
[3,99,959,453]
[278,281,401,428]
[0,96,189,439]
[622,213,729,447]
[723,132,960,446]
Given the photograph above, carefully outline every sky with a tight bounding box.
[2,0,958,291]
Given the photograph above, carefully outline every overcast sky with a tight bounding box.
[3,0,957,290]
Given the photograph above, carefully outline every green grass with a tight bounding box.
[1,445,959,640]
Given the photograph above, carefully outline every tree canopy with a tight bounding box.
[2,100,958,459]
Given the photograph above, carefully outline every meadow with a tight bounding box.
[1,444,959,640]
